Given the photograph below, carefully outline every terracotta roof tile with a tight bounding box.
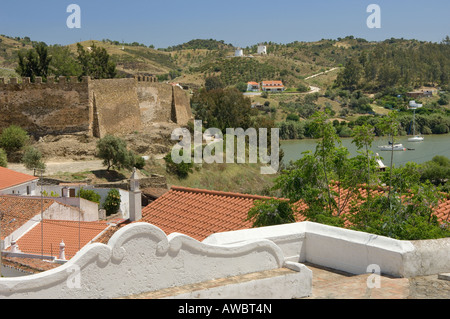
[293,184,450,226]
[0,195,55,239]
[0,167,38,190]
[141,186,285,241]
[1,256,61,274]
[14,219,110,259]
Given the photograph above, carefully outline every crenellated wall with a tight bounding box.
[0,76,192,138]
[0,76,90,137]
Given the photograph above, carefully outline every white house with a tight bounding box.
[0,167,39,196]
[261,80,285,92]
[257,44,267,55]
[235,48,244,57]
[247,82,260,92]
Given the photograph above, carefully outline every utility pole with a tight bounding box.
[0,209,3,278]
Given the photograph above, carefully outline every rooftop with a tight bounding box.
[0,166,38,191]
[13,219,110,259]
[141,186,282,241]
[0,195,55,240]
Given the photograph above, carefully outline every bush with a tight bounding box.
[77,188,101,204]
[103,189,121,216]
[0,125,29,156]
[286,114,300,122]
[246,199,296,227]
[297,83,309,93]
[0,148,7,167]
[22,146,46,174]
[164,151,194,179]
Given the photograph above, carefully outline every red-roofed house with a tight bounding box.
[261,81,285,92]
[247,82,260,92]
[141,186,286,241]
[0,167,38,196]
[12,219,110,259]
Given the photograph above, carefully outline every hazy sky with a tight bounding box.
[0,0,449,48]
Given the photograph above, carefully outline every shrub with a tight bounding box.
[164,150,194,179]
[0,148,7,167]
[286,114,300,122]
[246,199,296,228]
[77,188,101,204]
[0,125,29,156]
[103,189,121,216]
[22,146,46,174]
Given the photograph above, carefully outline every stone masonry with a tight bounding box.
[0,75,192,138]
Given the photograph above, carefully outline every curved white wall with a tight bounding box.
[0,223,289,299]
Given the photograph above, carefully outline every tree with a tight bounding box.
[96,135,132,171]
[48,45,82,77]
[0,148,7,167]
[76,43,116,79]
[204,76,224,91]
[22,146,46,175]
[0,125,29,158]
[246,199,296,228]
[191,87,254,132]
[103,189,121,216]
[16,42,52,81]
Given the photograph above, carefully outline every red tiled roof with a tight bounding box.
[0,167,38,190]
[1,257,61,274]
[247,82,259,85]
[15,219,110,259]
[141,186,284,241]
[261,81,284,87]
[0,195,55,239]
[294,184,450,226]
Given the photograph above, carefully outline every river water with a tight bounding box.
[281,134,450,167]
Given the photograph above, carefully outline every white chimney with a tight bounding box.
[10,239,20,253]
[59,240,66,261]
[129,168,142,221]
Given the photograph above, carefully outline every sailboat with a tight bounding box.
[408,109,424,142]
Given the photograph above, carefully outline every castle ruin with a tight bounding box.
[0,75,192,138]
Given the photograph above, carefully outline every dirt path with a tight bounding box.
[304,67,340,80]
[8,160,106,176]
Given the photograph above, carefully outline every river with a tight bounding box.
[281,134,450,167]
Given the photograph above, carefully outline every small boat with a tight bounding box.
[408,136,424,142]
[408,109,424,142]
[378,144,407,151]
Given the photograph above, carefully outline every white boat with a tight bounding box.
[378,144,407,151]
[408,109,424,142]
[408,136,424,142]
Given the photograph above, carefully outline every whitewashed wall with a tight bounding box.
[204,221,450,278]
[0,223,296,299]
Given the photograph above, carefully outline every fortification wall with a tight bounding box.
[172,85,192,126]
[136,82,173,125]
[0,76,192,139]
[89,78,142,137]
[0,76,90,137]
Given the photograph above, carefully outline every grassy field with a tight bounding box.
[144,157,278,196]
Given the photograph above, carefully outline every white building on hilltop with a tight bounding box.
[235,48,244,57]
[257,44,267,55]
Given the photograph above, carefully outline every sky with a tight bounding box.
[0,0,449,48]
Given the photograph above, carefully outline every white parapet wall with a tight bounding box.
[204,221,450,278]
[0,222,311,299]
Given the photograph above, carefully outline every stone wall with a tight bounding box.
[89,78,142,137]
[0,77,90,137]
[0,76,192,138]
